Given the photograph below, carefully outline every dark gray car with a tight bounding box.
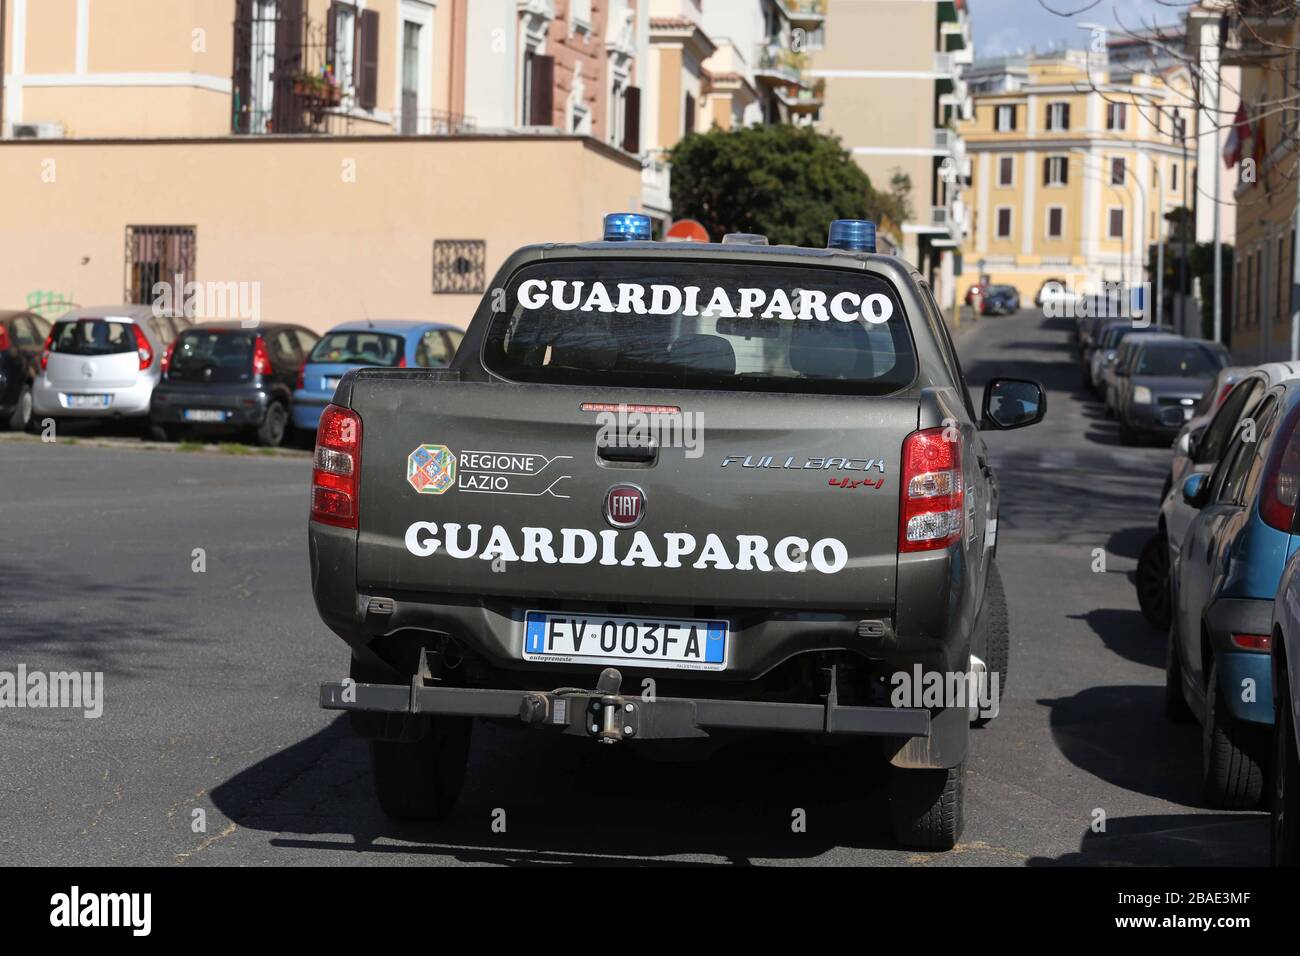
[1113,337,1229,445]
[306,217,1046,850]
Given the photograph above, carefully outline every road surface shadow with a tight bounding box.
[1027,812,1268,866]
[209,715,921,864]
[1066,609,1164,669]
[1041,684,1209,806]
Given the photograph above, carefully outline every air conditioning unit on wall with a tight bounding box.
[11,121,66,139]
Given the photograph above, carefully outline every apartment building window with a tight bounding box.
[1108,207,1124,240]
[685,92,696,135]
[994,104,1017,132]
[124,226,197,309]
[1046,207,1064,239]
[1171,162,1179,192]
[1043,155,1069,186]
[1107,102,1127,131]
[523,50,555,125]
[995,207,1013,239]
[570,0,592,32]
[998,156,1014,186]
[1046,102,1070,131]
[1110,157,1125,185]
[328,2,358,99]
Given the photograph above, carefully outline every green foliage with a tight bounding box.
[668,125,899,247]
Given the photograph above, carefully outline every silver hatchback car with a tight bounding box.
[31,306,189,426]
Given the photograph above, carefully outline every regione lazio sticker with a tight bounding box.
[407,444,457,495]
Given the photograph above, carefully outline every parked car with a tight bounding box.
[149,322,319,446]
[1102,331,1179,416]
[1036,278,1078,311]
[292,321,464,432]
[0,310,52,431]
[1114,337,1229,445]
[964,282,985,306]
[1268,549,1300,864]
[309,214,1047,850]
[1168,374,1300,807]
[980,285,1020,315]
[30,306,189,433]
[1137,366,1287,629]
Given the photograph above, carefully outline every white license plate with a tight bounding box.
[323,377,341,391]
[67,394,110,408]
[183,409,228,423]
[522,610,728,671]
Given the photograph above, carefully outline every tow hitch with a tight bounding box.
[321,651,932,742]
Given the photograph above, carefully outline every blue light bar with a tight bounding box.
[603,213,653,242]
[827,219,877,253]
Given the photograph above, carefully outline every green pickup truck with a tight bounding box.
[309,215,1045,849]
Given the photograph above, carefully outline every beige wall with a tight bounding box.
[0,136,642,331]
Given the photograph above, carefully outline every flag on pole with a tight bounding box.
[1223,101,1249,168]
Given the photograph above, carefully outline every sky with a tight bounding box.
[968,0,1193,59]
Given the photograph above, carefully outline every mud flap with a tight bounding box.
[882,704,968,769]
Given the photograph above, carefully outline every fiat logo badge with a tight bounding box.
[603,484,645,529]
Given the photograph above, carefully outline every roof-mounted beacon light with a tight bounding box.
[827,219,877,253]
[721,233,769,245]
[603,213,653,242]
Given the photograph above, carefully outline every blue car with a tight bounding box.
[292,321,464,431]
[1169,373,1300,808]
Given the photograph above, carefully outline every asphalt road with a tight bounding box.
[0,309,1269,866]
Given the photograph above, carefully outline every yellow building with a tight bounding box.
[957,48,1197,311]
[1222,9,1299,363]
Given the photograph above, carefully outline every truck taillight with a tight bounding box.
[40,333,52,371]
[132,324,154,370]
[161,341,176,376]
[252,336,272,376]
[1259,407,1300,532]
[899,427,964,553]
[311,404,362,529]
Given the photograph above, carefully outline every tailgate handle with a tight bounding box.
[597,442,658,464]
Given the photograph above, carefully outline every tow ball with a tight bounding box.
[518,667,638,744]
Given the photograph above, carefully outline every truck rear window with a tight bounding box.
[483,260,917,395]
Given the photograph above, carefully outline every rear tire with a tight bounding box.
[6,385,32,431]
[1136,533,1172,630]
[255,402,288,447]
[1201,659,1268,809]
[370,717,472,821]
[1272,659,1300,866]
[1165,620,1194,723]
[887,762,965,850]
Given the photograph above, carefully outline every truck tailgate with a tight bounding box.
[351,376,917,610]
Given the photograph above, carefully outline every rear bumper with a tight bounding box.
[150,386,269,427]
[321,660,932,742]
[31,374,154,418]
[1204,597,1275,725]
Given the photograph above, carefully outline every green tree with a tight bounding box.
[668,124,896,247]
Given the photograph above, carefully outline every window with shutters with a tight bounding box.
[994,104,1016,132]
[1106,102,1126,131]
[523,49,555,126]
[997,156,1014,186]
[1107,207,1124,240]
[1046,102,1070,131]
[995,207,1013,239]
[1043,155,1068,186]
[1046,206,1064,239]
[329,2,358,101]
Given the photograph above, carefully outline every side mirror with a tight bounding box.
[980,377,1047,431]
[1182,472,1210,509]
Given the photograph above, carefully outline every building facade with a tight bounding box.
[1,0,647,329]
[1220,6,1298,363]
[957,47,1198,318]
[811,0,973,315]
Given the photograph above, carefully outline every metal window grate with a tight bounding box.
[432,240,486,294]
[125,226,197,311]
